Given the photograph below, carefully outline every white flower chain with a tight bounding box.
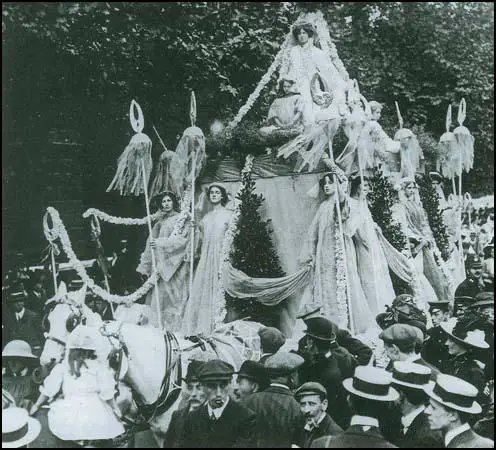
[45,207,157,305]
[334,214,350,329]
[82,208,162,226]
[214,155,255,329]
[170,185,192,239]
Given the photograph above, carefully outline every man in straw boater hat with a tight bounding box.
[233,360,269,400]
[292,382,343,448]
[439,317,489,397]
[424,374,494,448]
[389,361,443,448]
[163,360,206,448]
[177,359,257,448]
[2,407,41,448]
[242,351,304,448]
[311,366,399,448]
[298,316,356,429]
[421,299,453,369]
[296,303,372,366]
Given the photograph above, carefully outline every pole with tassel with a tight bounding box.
[189,92,197,302]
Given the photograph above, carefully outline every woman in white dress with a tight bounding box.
[181,184,233,336]
[137,191,190,331]
[298,169,374,334]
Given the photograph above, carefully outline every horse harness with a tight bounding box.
[42,299,87,348]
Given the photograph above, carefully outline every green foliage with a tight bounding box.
[226,165,285,326]
[416,174,451,261]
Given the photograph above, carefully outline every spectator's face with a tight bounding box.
[186,381,206,411]
[12,299,24,313]
[445,337,465,356]
[7,359,26,374]
[431,310,449,326]
[481,306,494,322]
[299,394,328,425]
[234,377,257,400]
[425,398,452,431]
[469,266,482,279]
[203,380,230,408]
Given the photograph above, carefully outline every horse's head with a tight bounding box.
[39,283,103,368]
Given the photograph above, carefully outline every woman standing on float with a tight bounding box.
[181,184,233,336]
[137,191,190,331]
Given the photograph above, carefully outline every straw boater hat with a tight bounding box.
[424,374,482,414]
[2,340,38,362]
[2,407,41,448]
[343,366,399,402]
[439,318,489,350]
[391,361,433,390]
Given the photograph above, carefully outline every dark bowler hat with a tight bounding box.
[470,291,494,309]
[258,327,286,354]
[182,360,205,383]
[392,361,433,390]
[343,366,399,402]
[295,382,328,400]
[6,289,28,303]
[236,360,269,389]
[196,359,234,382]
[264,351,304,378]
[424,374,482,414]
[304,317,336,342]
[428,300,451,314]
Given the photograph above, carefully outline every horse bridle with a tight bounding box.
[43,300,86,348]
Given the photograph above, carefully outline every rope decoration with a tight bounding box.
[45,207,157,304]
[82,208,162,225]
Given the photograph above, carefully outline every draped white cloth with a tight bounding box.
[136,211,190,331]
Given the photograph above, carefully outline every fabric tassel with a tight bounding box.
[150,148,176,198]
[394,101,423,177]
[454,98,474,173]
[106,100,153,196]
[438,105,459,179]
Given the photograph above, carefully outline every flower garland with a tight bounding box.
[214,155,255,329]
[45,207,157,304]
[82,208,162,226]
[334,214,350,330]
[170,185,192,239]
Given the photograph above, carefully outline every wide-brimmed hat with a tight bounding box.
[469,292,494,310]
[258,327,286,354]
[304,317,336,342]
[440,318,489,350]
[424,374,482,414]
[392,361,433,390]
[294,382,328,400]
[264,351,304,378]
[2,407,41,448]
[296,303,322,321]
[343,366,399,402]
[182,360,205,383]
[235,360,269,389]
[2,340,38,361]
[196,359,234,382]
[66,325,100,351]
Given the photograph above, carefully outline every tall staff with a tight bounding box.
[189,92,197,300]
[106,99,162,330]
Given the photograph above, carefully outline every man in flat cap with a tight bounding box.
[424,374,494,448]
[293,382,342,448]
[311,366,399,448]
[390,362,443,448]
[233,360,269,401]
[422,300,452,369]
[298,317,356,429]
[258,326,286,364]
[241,351,304,448]
[296,305,372,366]
[379,323,439,379]
[163,360,206,448]
[177,359,257,448]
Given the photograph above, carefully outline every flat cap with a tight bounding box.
[379,323,424,346]
[295,382,327,400]
[304,317,336,341]
[264,351,304,377]
[258,327,286,354]
[196,359,234,382]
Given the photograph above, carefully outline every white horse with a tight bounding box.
[40,295,264,447]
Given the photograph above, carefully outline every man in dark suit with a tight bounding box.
[390,361,443,448]
[422,300,452,369]
[177,359,257,448]
[298,317,356,429]
[311,366,399,448]
[297,304,372,366]
[379,323,440,379]
[233,360,269,401]
[240,351,304,448]
[163,360,205,448]
[293,382,342,448]
[2,288,44,356]
[424,374,494,448]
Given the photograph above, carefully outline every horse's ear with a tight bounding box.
[66,313,80,333]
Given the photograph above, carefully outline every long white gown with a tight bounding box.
[181,207,233,336]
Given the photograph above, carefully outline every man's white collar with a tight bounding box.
[445,423,470,447]
[304,412,326,431]
[207,396,229,420]
[350,415,379,429]
[15,308,26,320]
[401,406,424,432]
